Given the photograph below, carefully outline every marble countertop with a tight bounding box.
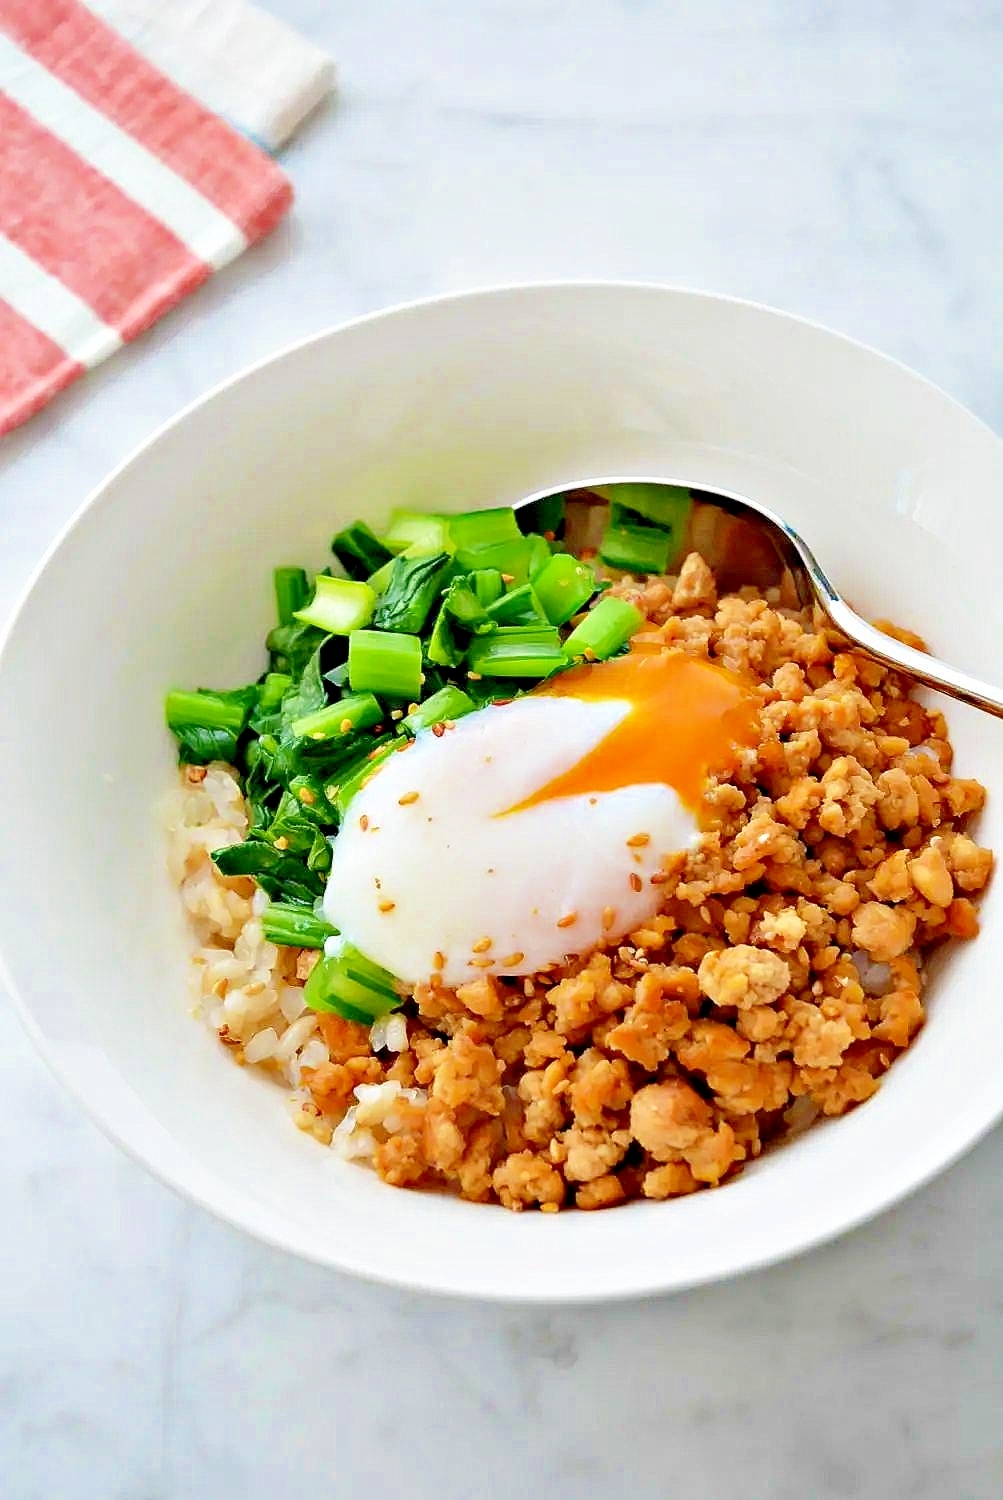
[4,4,1003,1496]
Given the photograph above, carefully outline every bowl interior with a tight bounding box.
[2,284,1002,1300]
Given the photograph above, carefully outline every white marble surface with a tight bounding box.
[4,3,1003,1495]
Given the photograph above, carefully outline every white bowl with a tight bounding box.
[2,284,1002,1302]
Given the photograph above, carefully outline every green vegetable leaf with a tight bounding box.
[280,644,328,727]
[211,840,325,905]
[266,619,327,677]
[372,550,452,634]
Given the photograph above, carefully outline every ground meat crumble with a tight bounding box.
[243,557,995,1210]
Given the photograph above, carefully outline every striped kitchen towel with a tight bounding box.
[0,0,333,438]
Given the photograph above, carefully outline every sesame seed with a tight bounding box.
[359,814,369,830]
[501,952,525,967]
[472,936,493,953]
[431,722,446,737]
[378,900,396,913]
[626,833,650,847]
[467,670,483,681]
[650,871,668,885]
[274,836,289,851]
[556,912,578,929]
[390,709,403,721]
[583,647,597,662]
[433,950,446,971]
[298,787,316,805]
[339,718,353,734]
[501,572,516,583]
[444,719,456,730]
[407,703,420,715]
[398,790,420,805]
[540,1202,559,1214]
[629,872,642,892]
[469,956,496,969]
[602,906,616,930]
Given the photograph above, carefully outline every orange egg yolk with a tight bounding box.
[505,650,761,817]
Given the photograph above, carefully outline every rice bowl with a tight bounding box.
[2,283,1003,1298]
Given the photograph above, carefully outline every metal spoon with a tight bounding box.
[517,479,1003,719]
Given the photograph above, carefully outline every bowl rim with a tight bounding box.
[3,278,1003,1303]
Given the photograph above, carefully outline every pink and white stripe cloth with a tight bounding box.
[0,0,328,437]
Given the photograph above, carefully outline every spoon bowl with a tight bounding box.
[517,479,1003,719]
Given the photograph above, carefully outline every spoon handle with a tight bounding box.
[824,596,1003,720]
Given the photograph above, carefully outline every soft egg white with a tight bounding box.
[323,695,700,987]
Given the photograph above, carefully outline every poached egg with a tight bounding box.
[323,652,758,987]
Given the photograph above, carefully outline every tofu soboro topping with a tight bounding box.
[174,552,992,1211]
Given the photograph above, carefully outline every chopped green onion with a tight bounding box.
[292,692,382,741]
[165,686,257,764]
[401,685,475,734]
[166,689,249,734]
[594,483,692,534]
[516,492,564,537]
[261,902,336,949]
[294,575,376,634]
[257,672,291,713]
[304,944,400,1022]
[466,626,565,679]
[530,553,597,625]
[348,629,423,699]
[332,742,396,818]
[366,554,398,596]
[447,506,520,551]
[454,536,537,581]
[563,596,643,661]
[471,569,504,608]
[526,534,553,579]
[440,576,495,634]
[426,601,461,666]
[609,499,690,572]
[598,522,673,576]
[332,522,393,580]
[382,509,452,555]
[273,567,309,627]
[486,582,546,626]
[372,550,451,634]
